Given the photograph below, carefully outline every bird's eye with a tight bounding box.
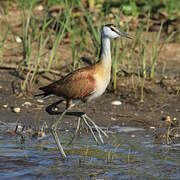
[110,27,115,32]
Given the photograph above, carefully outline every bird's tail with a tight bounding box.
[34,92,53,99]
[34,84,54,99]
[34,92,46,97]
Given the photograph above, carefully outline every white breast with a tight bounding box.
[86,72,110,102]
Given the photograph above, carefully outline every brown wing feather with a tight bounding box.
[39,66,96,100]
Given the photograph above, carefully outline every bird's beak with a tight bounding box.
[118,30,132,39]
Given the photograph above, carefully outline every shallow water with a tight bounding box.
[0,123,180,179]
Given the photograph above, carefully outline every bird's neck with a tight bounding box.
[99,37,111,68]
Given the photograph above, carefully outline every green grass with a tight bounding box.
[47,17,68,71]
[1,0,179,95]
[150,22,163,79]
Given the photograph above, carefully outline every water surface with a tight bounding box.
[0,123,180,179]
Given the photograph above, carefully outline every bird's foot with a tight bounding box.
[77,114,108,144]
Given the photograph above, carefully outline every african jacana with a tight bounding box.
[37,24,132,158]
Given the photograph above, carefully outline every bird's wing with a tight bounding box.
[39,67,96,100]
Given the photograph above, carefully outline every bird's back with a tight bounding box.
[39,66,96,100]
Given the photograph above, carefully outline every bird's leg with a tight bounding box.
[51,106,71,159]
[51,129,66,159]
[80,113,108,144]
[75,117,81,134]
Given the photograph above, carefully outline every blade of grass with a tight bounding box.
[47,13,70,70]
[79,2,100,47]
[21,0,38,66]
[141,44,146,78]
[29,14,52,84]
[64,0,76,70]
[150,22,163,79]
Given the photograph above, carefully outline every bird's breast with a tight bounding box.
[86,64,111,101]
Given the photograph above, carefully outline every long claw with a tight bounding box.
[81,114,108,144]
[82,115,99,143]
[85,115,108,138]
[84,115,104,143]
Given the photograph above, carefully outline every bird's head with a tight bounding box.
[102,24,132,39]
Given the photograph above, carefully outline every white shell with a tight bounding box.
[111,117,116,121]
[13,107,21,113]
[15,36,22,43]
[3,104,8,108]
[37,5,43,11]
[111,100,122,106]
[22,102,31,107]
[37,99,44,103]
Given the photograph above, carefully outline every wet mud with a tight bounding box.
[0,67,180,179]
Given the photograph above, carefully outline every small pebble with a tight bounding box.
[0,85,2,89]
[37,5,43,11]
[120,83,125,86]
[163,75,168,79]
[150,126,156,130]
[174,134,180,138]
[165,116,171,123]
[13,107,21,113]
[15,36,22,43]
[131,134,136,138]
[37,99,44,103]
[173,117,177,121]
[111,117,116,121]
[111,100,122,106]
[3,104,8,108]
[22,102,32,107]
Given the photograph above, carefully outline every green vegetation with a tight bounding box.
[0,0,179,96]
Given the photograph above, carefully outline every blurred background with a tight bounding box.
[0,1,180,179]
[0,0,180,96]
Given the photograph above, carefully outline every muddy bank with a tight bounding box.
[0,69,179,129]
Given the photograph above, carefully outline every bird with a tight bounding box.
[37,24,132,159]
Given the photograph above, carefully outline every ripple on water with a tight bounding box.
[0,123,180,179]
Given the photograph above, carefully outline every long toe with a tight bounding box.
[80,114,108,144]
